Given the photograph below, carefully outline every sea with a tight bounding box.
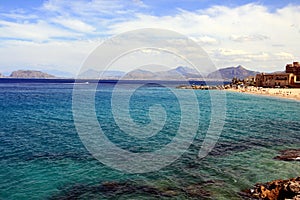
[0,79,299,200]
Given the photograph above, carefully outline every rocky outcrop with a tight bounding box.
[10,70,55,78]
[242,177,300,200]
[0,73,3,78]
[241,149,300,199]
[274,149,300,161]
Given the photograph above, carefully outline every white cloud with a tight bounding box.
[0,39,101,74]
[274,52,295,60]
[132,0,148,8]
[108,4,300,72]
[191,36,219,45]
[0,2,300,74]
[230,34,269,42]
[214,48,247,56]
[45,0,120,15]
[42,0,138,18]
[0,12,38,20]
[51,18,96,33]
[0,20,81,42]
[0,0,143,42]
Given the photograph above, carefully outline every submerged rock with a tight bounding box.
[242,177,300,200]
[50,180,216,199]
[274,149,300,161]
[183,184,211,198]
[161,189,179,197]
[51,181,181,199]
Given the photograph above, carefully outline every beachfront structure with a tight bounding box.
[256,62,300,88]
[255,73,294,88]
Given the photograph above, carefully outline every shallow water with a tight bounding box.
[0,82,299,199]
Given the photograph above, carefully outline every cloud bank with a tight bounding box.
[0,0,299,74]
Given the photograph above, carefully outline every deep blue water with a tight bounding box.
[0,80,299,199]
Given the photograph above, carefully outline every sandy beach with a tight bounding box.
[227,87,300,101]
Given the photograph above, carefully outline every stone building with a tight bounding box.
[256,62,300,88]
[286,61,300,74]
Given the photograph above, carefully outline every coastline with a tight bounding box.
[226,87,300,101]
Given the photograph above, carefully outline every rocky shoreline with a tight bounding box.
[48,148,300,199]
[242,148,300,199]
[241,177,300,200]
[176,84,226,90]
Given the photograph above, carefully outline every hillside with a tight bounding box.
[164,66,202,79]
[10,70,56,78]
[78,69,125,79]
[124,69,157,80]
[124,66,202,80]
[207,65,259,80]
[78,66,203,80]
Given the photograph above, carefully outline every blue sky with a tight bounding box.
[0,0,300,75]
[1,0,299,14]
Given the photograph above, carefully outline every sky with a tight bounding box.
[0,0,300,76]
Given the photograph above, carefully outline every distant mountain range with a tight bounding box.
[78,66,258,80]
[0,66,261,80]
[78,69,125,79]
[207,65,260,80]
[78,66,202,80]
[43,69,74,78]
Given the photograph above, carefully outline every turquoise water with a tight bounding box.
[0,82,299,199]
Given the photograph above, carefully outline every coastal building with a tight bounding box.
[255,62,300,88]
[244,76,256,86]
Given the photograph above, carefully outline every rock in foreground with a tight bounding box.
[242,177,300,200]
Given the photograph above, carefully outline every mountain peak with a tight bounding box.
[236,65,245,69]
[173,66,199,75]
[207,65,260,80]
[175,66,188,71]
